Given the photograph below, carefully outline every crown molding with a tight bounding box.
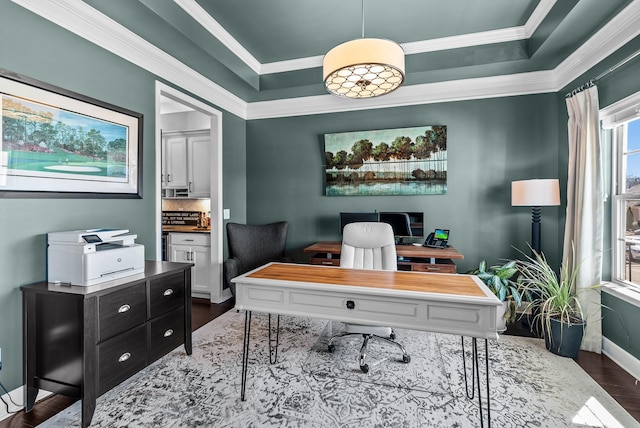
[525,0,557,37]
[173,0,261,74]
[553,0,640,91]
[178,0,555,75]
[246,71,557,120]
[401,27,526,56]
[10,0,638,121]
[11,0,247,118]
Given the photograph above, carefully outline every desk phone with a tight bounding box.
[424,229,450,248]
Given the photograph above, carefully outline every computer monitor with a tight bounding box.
[379,212,412,236]
[379,212,414,244]
[339,212,380,234]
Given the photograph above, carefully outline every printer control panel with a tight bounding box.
[83,234,102,244]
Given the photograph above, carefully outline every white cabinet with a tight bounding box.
[161,131,210,198]
[187,134,211,198]
[168,233,211,297]
[162,135,188,189]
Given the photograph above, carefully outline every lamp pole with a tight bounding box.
[531,206,541,256]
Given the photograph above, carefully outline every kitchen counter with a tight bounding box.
[162,226,211,233]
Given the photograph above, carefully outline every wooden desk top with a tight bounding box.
[303,241,464,260]
[245,262,486,298]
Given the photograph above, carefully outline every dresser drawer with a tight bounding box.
[409,260,456,274]
[309,254,341,266]
[148,308,185,363]
[97,283,147,341]
[97,324,147,395]
[168,233,210,246]
[149,272,185,319]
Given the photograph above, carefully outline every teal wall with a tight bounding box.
[2,0,640,396]
[556,35,640,361]
[0,1,247,391]
[246,94,563,273]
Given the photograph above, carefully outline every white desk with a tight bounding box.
[233,262,501,427]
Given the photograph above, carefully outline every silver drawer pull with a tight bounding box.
[118,304,131,313]
[164,329,174,338]
[321,261,333,265]
[163,288,174,296]
[118,352,131,363]
[427,267,441,271]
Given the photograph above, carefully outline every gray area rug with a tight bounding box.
[39,310,639,427]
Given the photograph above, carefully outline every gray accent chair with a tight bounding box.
[224,221,289,298]
[328,221,411,373]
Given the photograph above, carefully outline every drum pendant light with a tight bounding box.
[322,1,405,99]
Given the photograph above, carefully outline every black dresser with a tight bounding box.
[21,260,193,427]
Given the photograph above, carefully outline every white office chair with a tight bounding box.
[328,222,411,373]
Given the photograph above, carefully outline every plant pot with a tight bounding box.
[544,318,585,358]
[496,301,508,333]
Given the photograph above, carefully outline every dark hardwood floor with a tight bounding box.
[2,300,638,427]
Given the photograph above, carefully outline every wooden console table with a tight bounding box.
[304,241,463,273]
[21,260,193,428]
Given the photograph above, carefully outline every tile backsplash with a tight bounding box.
[162,199,211,213]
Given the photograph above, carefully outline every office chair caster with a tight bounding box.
[328,344,336,353]
[390,332,396,340]
[360,364,369,373]
[402,354,411,364]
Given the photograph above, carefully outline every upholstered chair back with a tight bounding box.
[340,222,397,271]
[224,221,288,297]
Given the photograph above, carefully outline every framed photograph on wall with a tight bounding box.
[0,68,142,198]
[324,125,447,196]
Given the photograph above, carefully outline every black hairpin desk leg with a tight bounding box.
[461,337,491,428]
[240,310,252,401]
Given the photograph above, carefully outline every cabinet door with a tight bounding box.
[188,134,211,197]
[190,245,211,295]
[163,135,188,188]
[168,242,210,297]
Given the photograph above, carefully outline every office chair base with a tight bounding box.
[328,331,410,373]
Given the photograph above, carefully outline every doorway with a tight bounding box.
[155,81,228,303]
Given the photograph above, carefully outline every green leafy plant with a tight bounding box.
[468,260,523,324]
[513,248,597,337]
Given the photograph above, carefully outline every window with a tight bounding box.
[612,117,640,287]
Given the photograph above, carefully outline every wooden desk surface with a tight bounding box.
[303,241,464,259]
[246,263,485,297]
[236,262,500,340]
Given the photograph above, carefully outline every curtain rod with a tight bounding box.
[566,49,640,98]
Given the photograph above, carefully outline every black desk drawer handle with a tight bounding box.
[118,304,131,313]
[118,352,131,363]
[346,300,355,310]
[163,288,174,296]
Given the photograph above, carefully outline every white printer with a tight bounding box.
[47,228,145,286]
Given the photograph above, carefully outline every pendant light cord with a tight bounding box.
[361,0,365,38]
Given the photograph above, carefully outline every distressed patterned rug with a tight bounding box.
[40,310,639,427]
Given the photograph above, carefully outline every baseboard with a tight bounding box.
[0,386,52,422]
[602,337,640,382]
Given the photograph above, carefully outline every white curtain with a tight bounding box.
[564,85,603,353]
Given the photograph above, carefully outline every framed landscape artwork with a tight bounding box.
[0,69,142,198]
[324,125,447,196]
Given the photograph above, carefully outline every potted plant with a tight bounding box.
[468,260,523,332]
[513,249,597,358]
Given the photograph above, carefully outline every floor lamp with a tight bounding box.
[512,179,560,333]
[511,179,561,255]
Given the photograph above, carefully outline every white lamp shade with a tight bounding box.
[511,179,561,206]
[323,38,405,98]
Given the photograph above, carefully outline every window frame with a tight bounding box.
[610,111,640,291]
